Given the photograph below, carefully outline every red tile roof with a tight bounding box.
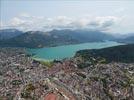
[44,93,57,100]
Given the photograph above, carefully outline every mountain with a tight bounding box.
[49,29,114,42]
[112,33,134,44]
[117,36,134,44]
[75,44,134,68]
[0,29,114,48]
[0,30,78,48]
[0,29,24,40]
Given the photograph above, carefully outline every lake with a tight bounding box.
[27,41,123,61]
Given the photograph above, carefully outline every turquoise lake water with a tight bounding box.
[27,41,123,61]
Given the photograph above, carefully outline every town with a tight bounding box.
[0,48,133,100]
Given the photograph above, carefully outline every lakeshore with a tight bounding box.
[28,41,123,61]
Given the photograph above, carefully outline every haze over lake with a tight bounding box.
[28,41,123,61]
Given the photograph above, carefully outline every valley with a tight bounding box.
[0,29,134,100]
[1,0,134,100]
[0,29,133,48]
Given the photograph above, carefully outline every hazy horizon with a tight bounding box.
[0,0,134,35]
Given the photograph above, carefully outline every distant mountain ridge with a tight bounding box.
[0,29,134,48]
[116,35,134,44]
[0,29,23,40]
[0,29,114,48]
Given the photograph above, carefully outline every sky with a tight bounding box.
[0,0,134,34]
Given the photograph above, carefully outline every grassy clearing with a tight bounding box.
[40,60,54,68]
[31,57,54,68]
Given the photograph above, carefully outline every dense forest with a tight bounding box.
[75,44,134,68]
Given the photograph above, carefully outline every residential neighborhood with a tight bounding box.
[0,48,133,100]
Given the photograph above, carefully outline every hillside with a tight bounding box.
[0,29,114,48]
[0,29,133,48]
[75,44,134,68]
[0,31,78,48]
[0,29,23,40]
[117,36,134,44]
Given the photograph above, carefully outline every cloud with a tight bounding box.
[92,16,119,31]
[10,17,26,26]
[68,16,119,31]
[2,13,120,32]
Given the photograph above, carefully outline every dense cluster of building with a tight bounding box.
[0,48,133,100]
